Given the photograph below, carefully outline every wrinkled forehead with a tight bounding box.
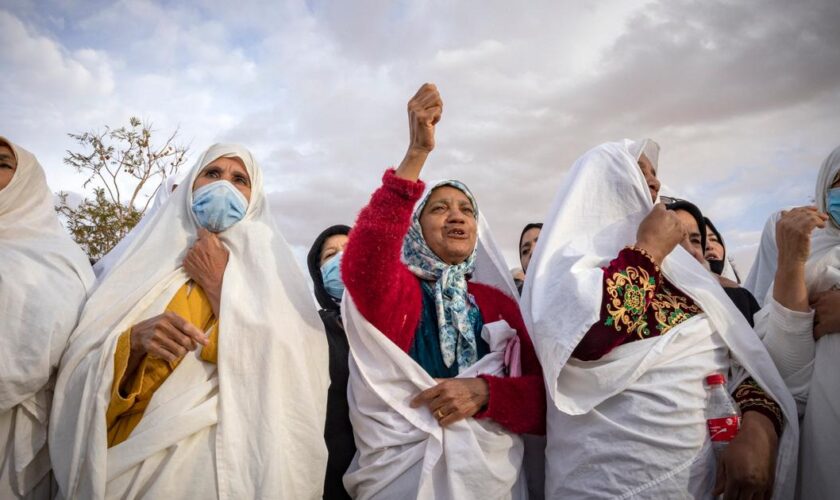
[417,180,478,216]
[199,154,249,175]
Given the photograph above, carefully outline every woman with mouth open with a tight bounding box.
[340,83,546,499]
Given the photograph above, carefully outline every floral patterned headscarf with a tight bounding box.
[402,180,479,369]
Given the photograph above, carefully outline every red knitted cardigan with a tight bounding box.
[342,169,546,435]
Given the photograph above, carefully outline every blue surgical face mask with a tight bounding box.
[320,251,345,301]
[191,180,248,232]
[828,187,840,227]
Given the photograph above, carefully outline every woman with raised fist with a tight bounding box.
[340,84,545,499]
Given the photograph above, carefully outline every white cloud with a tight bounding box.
[2,0,839,280]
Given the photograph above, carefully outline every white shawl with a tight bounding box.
[744,210,783,307]
[342,181,526,500]
[93,172,185,282]
[755,145,840,498]
[0,139,94,499]
[49,143,330,499]
[521,140,798,499]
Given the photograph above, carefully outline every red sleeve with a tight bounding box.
[573,247,663,361]
[469,283,547,435]
[341,169,426,352]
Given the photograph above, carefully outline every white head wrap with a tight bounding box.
[50,143,330,499]
[745,145,840,304]
[627,137,660,170]
[521,139,798,499]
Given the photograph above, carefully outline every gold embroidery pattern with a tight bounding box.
[604,266,657,338]
[650,282,702,336]
[733,379,783,424]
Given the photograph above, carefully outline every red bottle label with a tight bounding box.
[707,416,740,442]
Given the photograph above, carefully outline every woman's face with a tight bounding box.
[0,144,17,191]
[705,226,725,261]
[192,156,252,201]
[320,233,349,266]
[519,227,541,273]
[638,154,661,202]
[419,186,478,265]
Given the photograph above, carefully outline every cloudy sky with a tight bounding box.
[3,0,839,277]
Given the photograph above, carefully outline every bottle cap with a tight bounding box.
[705,373,726,385]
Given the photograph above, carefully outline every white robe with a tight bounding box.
[0,139,94,500]
[521,140,799,499]
[343,297,526,500]
[49,144,330,500]
[93,173,185,282]
[755,145,840,498]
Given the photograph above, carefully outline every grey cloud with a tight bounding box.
[4,0,840,275]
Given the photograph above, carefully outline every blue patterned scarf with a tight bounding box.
[402,180,479,369]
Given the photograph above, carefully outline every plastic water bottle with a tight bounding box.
[705,373,741,456]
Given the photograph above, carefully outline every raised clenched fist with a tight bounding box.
[407,83,443,154]
[776,206,827,265]
[396,83,443,182]
[635,203,686,265]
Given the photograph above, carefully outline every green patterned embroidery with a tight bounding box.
[605,266,656,338]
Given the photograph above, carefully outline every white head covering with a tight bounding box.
[92,171,186,281]
[521,140,798,498]
[743,210,782,306]
[50,143,330,499]
[745,145,840,304]
[814,145,840,227]
[0,138,94,496]
[627,137,660,170]
[804,145,840,294]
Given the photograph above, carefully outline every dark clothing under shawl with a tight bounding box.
[307,224,354,500]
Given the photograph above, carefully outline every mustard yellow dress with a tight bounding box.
[106,283,219,447]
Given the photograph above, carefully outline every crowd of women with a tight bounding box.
[1,83,838,499]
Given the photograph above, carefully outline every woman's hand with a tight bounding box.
[713,411,778,500]
[183,228,229,317]
[635,203,685,265]
[410,377,489,427]
[396,83,443,182]
[773,206,827,313]
[811,290,840,340]
[776,206,827,266]
[129,311,208,363]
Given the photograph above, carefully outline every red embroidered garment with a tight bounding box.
[342,169,546,435]
[574,247,783,434]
